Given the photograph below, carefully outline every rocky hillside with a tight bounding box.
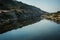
[42,11,60,24]
[0,0,47,34]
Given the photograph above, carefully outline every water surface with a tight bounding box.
[0,19,60,40]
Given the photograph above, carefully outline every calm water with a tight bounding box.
[0,19,60,40]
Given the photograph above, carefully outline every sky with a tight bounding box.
[17,0,60,13]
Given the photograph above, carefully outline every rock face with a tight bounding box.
[0,0,47,34]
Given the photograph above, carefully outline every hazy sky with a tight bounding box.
[17,0,60,13]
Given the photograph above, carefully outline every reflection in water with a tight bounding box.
[46,19,60,24]
[0,19,60,40]
[0,17,42,34]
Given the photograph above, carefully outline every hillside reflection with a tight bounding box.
[0,19,60,40]
[0,19,60,34]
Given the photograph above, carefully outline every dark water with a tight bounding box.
[0,19,60,40]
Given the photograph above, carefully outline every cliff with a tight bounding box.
[0,0,47,34]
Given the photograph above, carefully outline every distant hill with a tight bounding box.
[42,11,60,24]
